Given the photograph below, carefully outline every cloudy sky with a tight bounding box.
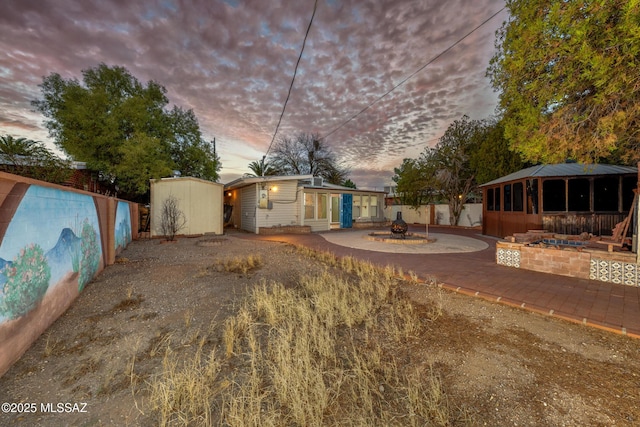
[0,0,508,190]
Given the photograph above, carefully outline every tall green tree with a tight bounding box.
[0,135,72,184]
[430,116,478,226]
[269,133,349,184]
[468,117,525,184]
[393,116,487,225]
[392,158,437,208]
[488,0,640,165]
[32,63,221,199]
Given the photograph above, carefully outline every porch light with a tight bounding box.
[270,186,278,192]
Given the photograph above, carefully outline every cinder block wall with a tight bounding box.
[0,172,138,376]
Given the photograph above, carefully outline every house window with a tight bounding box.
[370,196,378,217]
[503,184,512,212]
[568,178,590,211]
[353,195,361,217]
[304,193,315,219]
[594,177,618,211]
[495,187,501,211]
[362,195,369,217]
[513,182,524,212]
[487,188,494,211]
[317,193,328,219]
[543,179,566,211]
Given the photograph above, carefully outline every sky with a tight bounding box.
[0,0,509,190]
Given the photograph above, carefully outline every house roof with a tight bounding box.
[224,174,313,190]
[301,181,386,194]
[481,164,638,187]
[224,174,386,194]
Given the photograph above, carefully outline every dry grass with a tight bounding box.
[215,254,263,275]
[144,248,465,426]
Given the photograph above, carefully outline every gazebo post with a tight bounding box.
[636,163,640,262]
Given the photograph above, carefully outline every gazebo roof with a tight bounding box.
[481,164,638,187]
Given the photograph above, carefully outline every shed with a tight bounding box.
[150,176,224,237]
[224,175,387,234]
[481,164,638,238]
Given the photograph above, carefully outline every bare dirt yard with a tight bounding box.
[1,233,639,426]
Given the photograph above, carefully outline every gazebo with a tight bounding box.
[481,163,638,238]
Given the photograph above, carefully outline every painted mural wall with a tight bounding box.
[0,173,136,376]
[116,201,132,254]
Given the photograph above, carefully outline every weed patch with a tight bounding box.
[145,249,465,426]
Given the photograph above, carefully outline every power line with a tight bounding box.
[320,6,506,141]
[265,0,318,157]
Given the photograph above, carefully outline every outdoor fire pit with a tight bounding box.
[390,212,408,238]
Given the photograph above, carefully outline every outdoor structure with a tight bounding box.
[481,163,638,239]
[224,175,387,234]
[150,176,224,237]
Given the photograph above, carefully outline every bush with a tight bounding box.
[78,219,101,291]
[158,196,187,241]
[0,244,51,319]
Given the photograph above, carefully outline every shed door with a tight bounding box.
[340,194,353,228]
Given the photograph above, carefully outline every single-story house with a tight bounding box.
[481,163,638,238]
[224,175,387,233]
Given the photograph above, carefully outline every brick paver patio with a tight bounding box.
[233,225,640,338]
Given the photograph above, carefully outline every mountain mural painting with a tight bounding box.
[0,185,103,323]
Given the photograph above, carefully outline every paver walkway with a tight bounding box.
[233,225,640,338]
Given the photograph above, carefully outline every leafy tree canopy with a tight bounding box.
[488,0,640,165]
[0,134,72,184]
[468,117,526,184]
[392,158,437,208]
[342,179,357,189]
[429,116,479,225]
[393,116,519,224]
[32,63,221,199]
[268,132,349,185]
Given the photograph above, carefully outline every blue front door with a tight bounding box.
[340,194,353,228]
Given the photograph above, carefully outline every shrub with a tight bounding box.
[78,219,101,291]
[158,196,187,241]
[0,244,51,319]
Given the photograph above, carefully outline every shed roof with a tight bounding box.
[481,164,638,187]
[151,176,224,187]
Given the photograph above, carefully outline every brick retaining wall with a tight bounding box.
[497,241,639,286]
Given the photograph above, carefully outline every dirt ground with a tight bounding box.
[0,233,639,426]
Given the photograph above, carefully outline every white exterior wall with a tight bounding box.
[385,205,429,224]
[241,185,257,233]
[383,203,482,227]
[434,203,482,226]
[256,181,300,229]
